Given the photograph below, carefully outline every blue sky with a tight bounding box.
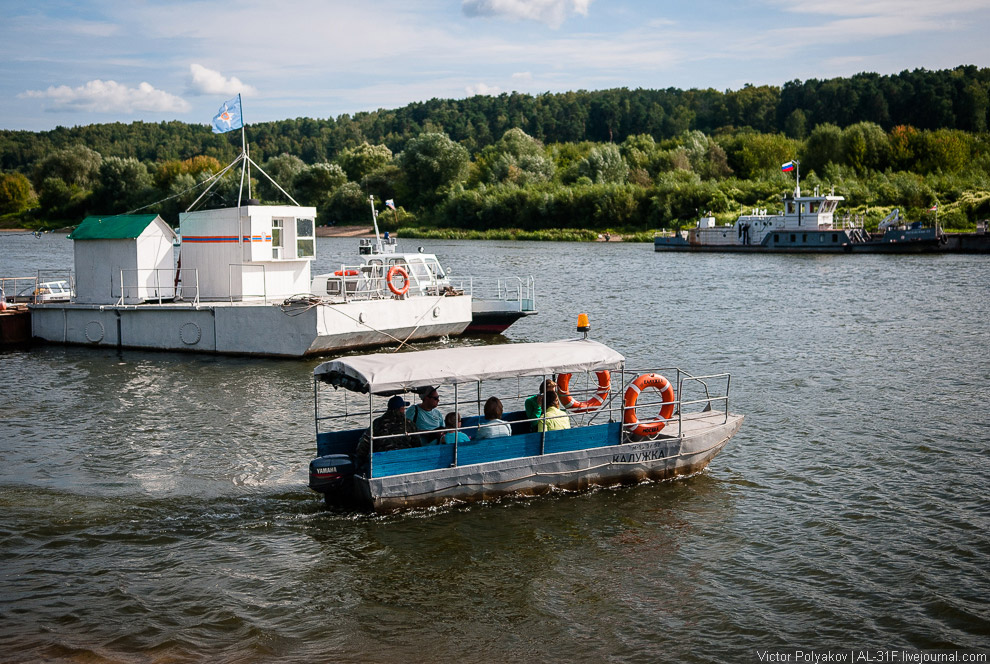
[3,0,990,132]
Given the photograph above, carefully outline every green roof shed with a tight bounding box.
[69,214,175,241]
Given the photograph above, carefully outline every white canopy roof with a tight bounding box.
[314,339,624,394]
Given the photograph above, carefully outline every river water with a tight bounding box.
[1,232,988,662]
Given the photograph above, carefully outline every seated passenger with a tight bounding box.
[524,378,557,431]
[440,411,471,445]
[355,395,421,459]
[406,386,443,443]
[536,390,570,432]
[473,397,512,440]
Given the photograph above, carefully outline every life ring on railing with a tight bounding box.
[557,371,611,413]
[334,269,359,276]
[386,265,409,296]
[623,373,676,436]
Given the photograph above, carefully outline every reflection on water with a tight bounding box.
[1,233,989,661]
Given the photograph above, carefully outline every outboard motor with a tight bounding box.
[309,454,355,494]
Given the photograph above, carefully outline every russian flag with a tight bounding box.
[781,161,796,172]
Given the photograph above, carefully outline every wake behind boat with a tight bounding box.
[308,316,743,512]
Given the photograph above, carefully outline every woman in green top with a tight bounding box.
[524,378,557,431]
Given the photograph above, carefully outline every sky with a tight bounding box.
[2,0,990,132]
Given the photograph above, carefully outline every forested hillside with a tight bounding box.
[2,65,989,234]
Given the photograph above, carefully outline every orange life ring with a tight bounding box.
[623,373,676,436]
[386,265,409,296]
[557,371,611,412]
[334,269,359,276]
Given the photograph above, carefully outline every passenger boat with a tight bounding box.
[655,169,944,254]
[308,316,744,512]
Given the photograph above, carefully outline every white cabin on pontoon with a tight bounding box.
[178,204,317,301]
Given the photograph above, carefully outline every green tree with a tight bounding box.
[257,153,305,202]
[917,128,971,173]
[90,156,153,213]
[578,144,628,184]
[840,122,890,173]
[294,162,348,219]
[32,144,102,190]
[784,109,808,139]
[326,181,370,224]
[397,132,469,206]
[802,123,843,174]
[472,128,554,187]
[337,142,393,182]
[0,172,35,214]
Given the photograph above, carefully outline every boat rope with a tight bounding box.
[369,434,734,498]
[277,293,448,350]
[124,169,228,216]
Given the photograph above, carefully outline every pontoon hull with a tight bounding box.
[28,296,472,357]
[325,412,743,512]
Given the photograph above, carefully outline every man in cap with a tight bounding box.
[355,395,421,459]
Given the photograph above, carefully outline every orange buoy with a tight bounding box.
[386,265,410,296]
[557,371,611,413]
[623,373,676,436]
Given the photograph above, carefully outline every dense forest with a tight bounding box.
[2,65,989,236]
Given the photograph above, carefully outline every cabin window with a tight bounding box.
[790,234,796,243]
[787,201,795,213]
[809,202,819,213]
[272,219,283,259]
[819,234,825,242]
[802,234,807,242]
[426,259,446,281]
[296,218,315,258]
[407,259,431,283]
[774,233,779,243]
[832,234,839,242]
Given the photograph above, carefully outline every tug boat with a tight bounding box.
[308,316,743,512]
[655,167,944,254]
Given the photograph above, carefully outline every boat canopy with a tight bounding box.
[314,339,624,394]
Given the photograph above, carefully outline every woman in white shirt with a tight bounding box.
[473,397,512,440]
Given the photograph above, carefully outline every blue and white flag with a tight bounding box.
[212,95,243,134]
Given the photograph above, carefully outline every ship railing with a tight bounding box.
[454,275,535,312]
[835,214,865,230]
[315,263,444,302]
[579,367,732,437]
[1,274,75,304]
[116,268,193,305]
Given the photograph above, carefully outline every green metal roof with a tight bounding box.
[68,214,170,240]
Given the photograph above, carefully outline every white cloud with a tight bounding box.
[466,82,502,96]
[462,0,592,28]
[189,63,258,96]
[512,72,533,81]
[19,80,190,113]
